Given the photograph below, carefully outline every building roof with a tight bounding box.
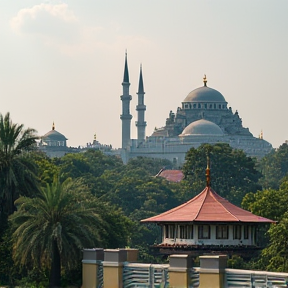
[156,169,184,182]
[141,186,275,223]
[42,129,67,141]
[180,119,224,136]
[183,86,226,103]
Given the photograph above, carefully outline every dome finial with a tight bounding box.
[52,121,55,130]
[94,133,97,141]
[203,74,207,87]
[205,150,211,187]
[259,130,263,139]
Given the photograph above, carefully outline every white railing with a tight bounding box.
[97,261,103,288]
[225,268,288,288]
[123,263,169,288]
[189,267,200,288]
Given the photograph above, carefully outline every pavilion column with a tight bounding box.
[199,255,228,288]
[82,248,104,288]
[103,249,127,288]
[168,254,193,288]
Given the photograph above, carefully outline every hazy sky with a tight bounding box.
[0,0,287,148]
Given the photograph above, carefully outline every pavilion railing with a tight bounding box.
[97,260,103,288]
[123,262,169,288]
[189,267,200,288]
[225,268,288,288]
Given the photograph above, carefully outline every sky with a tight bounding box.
[0,0,287,149]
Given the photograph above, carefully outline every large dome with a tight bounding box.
[42,130,67,141]
[183,86,226,103]
[180,119,224,136]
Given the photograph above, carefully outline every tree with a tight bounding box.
[182,143,262,206]
[260,214,288,272]
[259,143,288,189]
[242,179,288,222]
[10,178,103,288]
[0,112,40,225]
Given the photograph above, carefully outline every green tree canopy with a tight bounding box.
[0,112,40,223]
[10,178,104,288]
[182,143,262,206]
[259,143,288,189]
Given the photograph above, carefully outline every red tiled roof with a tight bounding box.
[141,186,275,223]
[157,170,184,182]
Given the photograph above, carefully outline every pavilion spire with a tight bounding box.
[205,153,211,187]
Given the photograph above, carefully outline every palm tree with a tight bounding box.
[0,112,39,218]
[10,178,103,288]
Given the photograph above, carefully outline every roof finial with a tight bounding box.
[52,121,55,130]
[203,74,207,87]
[94,133,97,141]
[259,130,263,140]
[205,153,211,187]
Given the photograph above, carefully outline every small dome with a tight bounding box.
[183,86,226,103]
[180,119,224,136]
[42,130,67,141]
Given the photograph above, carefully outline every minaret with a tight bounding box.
[120,52,132,149]
[136,64,146,143]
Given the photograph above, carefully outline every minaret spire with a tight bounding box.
[120,52,132,151]
[123,50,129,83]
[136,64,146,143]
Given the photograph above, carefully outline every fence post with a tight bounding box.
[103,249,127,288]
[199,255,228,288]
[82,248,104,288]
[168,254,193,288]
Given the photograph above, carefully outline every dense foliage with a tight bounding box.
[0,112,40,224]
[2,114,288,286]
[182,143,262,206]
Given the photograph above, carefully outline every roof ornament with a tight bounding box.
[205,151,211,187]
[259,130,263,140]
[52,121,55,131]
[94,133,97,141]
[203,74,207,87]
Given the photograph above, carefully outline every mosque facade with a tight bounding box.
[120,54,272,165]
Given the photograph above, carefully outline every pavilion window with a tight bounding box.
[233,225,242,239]
[198,104,201,108]
[193,104,196,109]
[179,225,185,238]
[198,225,210,239]
[244,226,249,239]
[165,225,169,238]
[209,104,212,109]
[169,225,175,238]
[204,104,207,109]
[179,225,193,239]
[216,225,229,239]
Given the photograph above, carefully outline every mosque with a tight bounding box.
[120,54,272,165]
[38,54,272,163]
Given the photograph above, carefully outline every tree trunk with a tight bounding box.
[49,239,61,288]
